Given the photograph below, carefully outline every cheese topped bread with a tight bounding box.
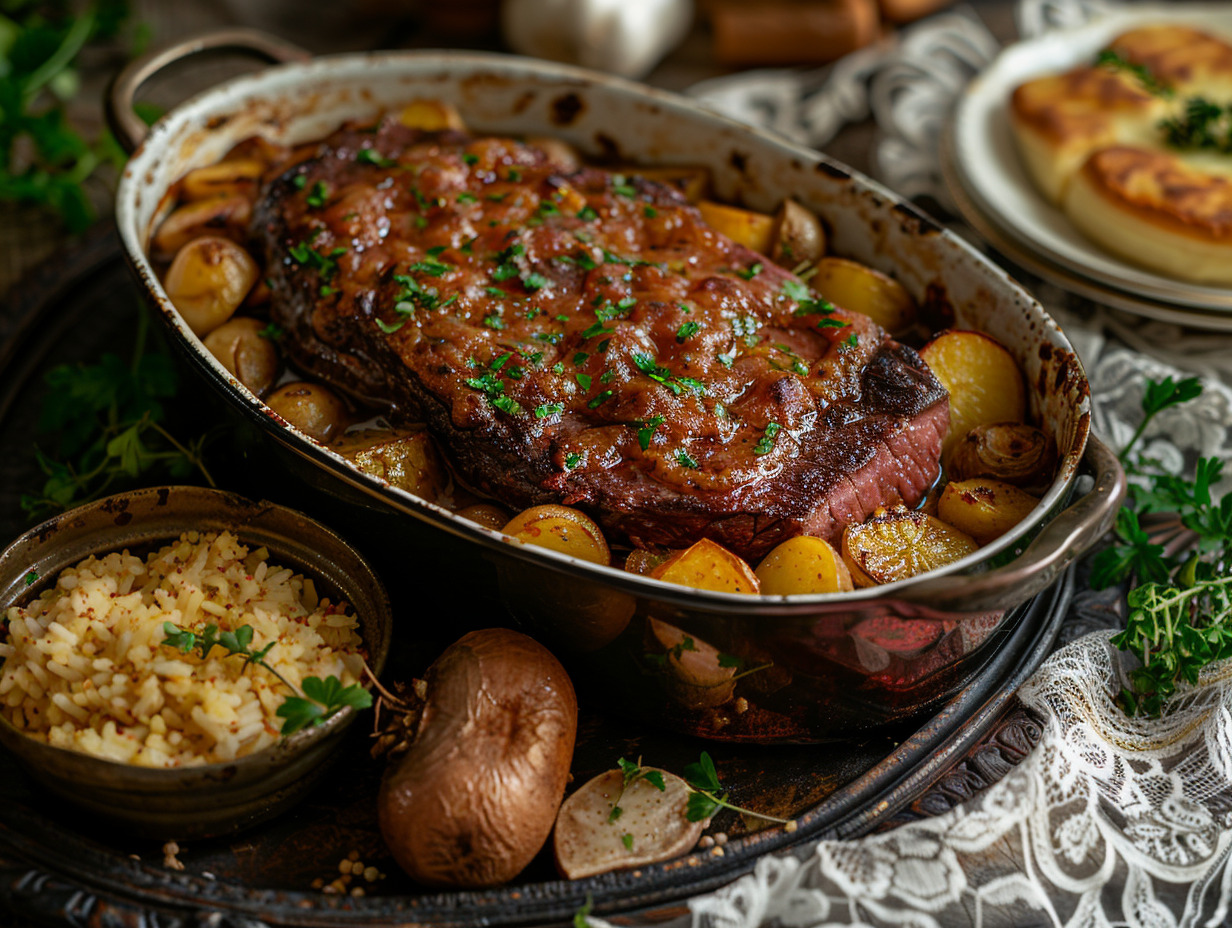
[1009,24,1232,285]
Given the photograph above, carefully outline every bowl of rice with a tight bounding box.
[0,485,392,839]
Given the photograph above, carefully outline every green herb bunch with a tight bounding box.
[161,621,372,734]
[21,309,216,520]
[0,1,146,231]
[1093,376,1232,716]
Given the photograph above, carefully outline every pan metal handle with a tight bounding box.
[900,433,1126,613]
[105,28,310,155]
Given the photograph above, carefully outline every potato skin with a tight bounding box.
[378,629,577,888]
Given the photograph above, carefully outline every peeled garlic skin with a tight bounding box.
[378,629,577,888]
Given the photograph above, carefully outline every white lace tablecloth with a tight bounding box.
[602,3,1232,926]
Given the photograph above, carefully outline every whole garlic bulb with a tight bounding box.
[502,0,694,79]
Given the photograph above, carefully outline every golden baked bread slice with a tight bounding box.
[1008,23,1232,284]
[1065,146,1232,285]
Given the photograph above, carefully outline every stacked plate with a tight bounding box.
[942,4,1232,331]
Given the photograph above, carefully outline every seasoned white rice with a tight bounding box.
[0,531,364,767]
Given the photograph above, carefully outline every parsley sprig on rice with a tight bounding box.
[0,531,364,767]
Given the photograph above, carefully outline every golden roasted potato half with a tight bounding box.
[503,505,610,566]
[398,99,466,131]
[756,536,853,596]
[266,381,349,443]
[938,478,1040,545]
[812,257,916,333]
[456,503,511,530]
[650,538,760,594]
[919,330,1027,459]
[770,199,826,269]
[164,236,260,336]
[697,200,775,254]
[333,428,447,500]
[646,618,737,708]
[624,548,672,576]
[842,509,978,587]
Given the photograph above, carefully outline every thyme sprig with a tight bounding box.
[1095,376,1232,717]
[161,621,372,734]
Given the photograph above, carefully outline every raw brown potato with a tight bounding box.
[456,503,511,530]
[812,257,916,333]
[163,236,260,336]
[651,538,760,594]
[919,330,1027,459]
[398,99,466,131]
[947,422,1057,496]
[647,618,736,708]
[379,629,577,888]
[938,478,1040,545]
[634,166,712,203]
[697,200,775,254]
[770,199,826,268]
[554,766,704,879]
[503,505,610,566]
[842,509,978,587]
[756,536,853,595]
[202,317,280,396]
[266,382,348,443]
[333,428,446,499]
[179,159,264,201]
[152,195,253,257]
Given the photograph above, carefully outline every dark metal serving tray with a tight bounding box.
[0,230,1071,927]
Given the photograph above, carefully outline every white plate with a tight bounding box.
[948,3,1232,315]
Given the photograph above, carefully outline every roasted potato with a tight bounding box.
[503,505,610,566]
[651,538,760,594]
[201,316,280,396]
[624,548,672,576]
[554,766,703,879]
[634,166,712,203]
[756,535,853,595]
[398,99,466,131]
[697,200,775,254]
[266,382,349,443]
[842,509,978,587]
[919,330,1027,459]
[152,195,253,258]
[938,478,1040,545]
[179,159,265,201]
[333,428,446,500]
[163,236,260,336]
[456,503,511,530]
[379,629,577,888]
[947,422,1057,496]
[770,199,826,268]
[647,618,736,708]
[812,257,915,333]
[527,136,582,173]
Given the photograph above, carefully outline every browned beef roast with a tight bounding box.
[253,119,948,561]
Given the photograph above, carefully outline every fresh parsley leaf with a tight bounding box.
[535,403,564,419]
[305,181,330,208]
[638,415,665,451]
[356,148,396,167]
[754,421,781,455]
[676,449,699,469]
[677,321,701,342]
[736,262,763,280]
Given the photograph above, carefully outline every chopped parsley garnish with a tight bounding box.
[676,321,701,342]
[1095,48,1173,98]
[537,199,559,218]
[816,318,849,330]
[306,181,330,208]
[792,361,809,375]
[292,174,308,190]
[356,148,396,167]
[486,192,509,202]
[631,353,706,397]
[319,285,336,297]
[677,450,699,469]
[576,373,593,390]
[462,153,479,166]
[491,395,522,415]
[573,351,590,365]
[736,262,763,280]
[644,206,658,218]
[1160,97,1232,152]
[565,452,582,469]
[508,366,525,379]
[841,333,859,350]
[522,271,551,291]
[637,415,665,451]
[288,240,347,280]
[612,176,637,197]
[731,315,761,348]
[597,339,611,353]
[457,192,478,204]
[491,352,513,371]
[577,205,599,221]
[465,371,522,415]
[258,323,285,341]
[460,236,478,254]
[717,352,735,369]
[552,362,566,374]
[392,273,443,312]
[522,350,544,365]
[23,570,38,587]
[561,250,598,271]
[483,313,505,330]
[588,390,614,408]
[675,376,705,395]
[581,320,614,340]
[600,370,615,384]
[534,332,563,345]
[376,318,404,334]
[754,422,781,455]
[493,264,520,282]
[409,257,454,277]
[535,403,564,419]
